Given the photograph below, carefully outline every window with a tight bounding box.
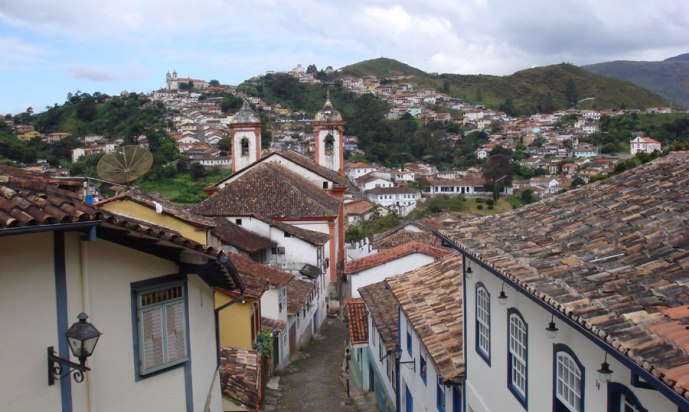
[437,376,446,412]
[608,383,647,412]
[324,134,334,155]
[134,282,188,376]
[508,309,528,407]
[379,334,384,360]
[420,353,427,384]
[284,232,292,238]
[278,288,286,313]
[554,344,584,412]
[241,138,249,156]
[271,246,285,255]
[235,218,242,225]
[475,283,491,363]
[322,181,329,189]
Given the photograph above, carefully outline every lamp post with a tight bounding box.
[48,312,101,385]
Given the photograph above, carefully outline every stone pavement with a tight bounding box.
[263,317,379,412]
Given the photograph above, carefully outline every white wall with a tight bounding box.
[464,258,677,412]
[368,316,397,405]
[398,310,460,412]
[351,254,436,298]
[0,231,224,412]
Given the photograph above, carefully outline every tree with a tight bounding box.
[209,79,220,86]
[519,189,535,204]
[189,162,206,180]
[306,64,318,74]
[482,154,512,199]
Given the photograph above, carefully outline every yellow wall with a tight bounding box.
[215,291,257,349]
[101,200,207,244]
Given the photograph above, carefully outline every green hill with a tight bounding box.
[337,57,428,78]
[583,56,689,107]
[440,63,672,114]
[337,58,672,115]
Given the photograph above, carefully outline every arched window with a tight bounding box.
[241,138,249,156]
[324,133,334,155]
[608,383,647,412]
[508,309,528,407]
[554,344,584,412]
[475,283,490,363]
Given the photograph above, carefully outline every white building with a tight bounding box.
[439,152,689,412]
[344,241,449,299]
[0,167,242,412]
[387,253,464,412]
[365,187,421,217]
[630,136,662,155]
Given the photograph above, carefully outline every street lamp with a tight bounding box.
[48,312,102,385]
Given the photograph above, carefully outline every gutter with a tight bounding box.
[433,229,689,411]
[0,221,102,237]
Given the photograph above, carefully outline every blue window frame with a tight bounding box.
[607,383,647,412]
[132,278,189,377]
[420,354,427,384]
[437,376,446,412]
[405,382,414,412]
[407,319,413,355]
[507,308,528,408]
[553,343,585,412]
[452,386,461,412]
[475,283,491,364]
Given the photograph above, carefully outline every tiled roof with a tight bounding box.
[275,150,348,187]
[192,162,340,219]
[0,166,96,227]
[212,218,276,253]
[359,281,398,351]
[355,172,388,185]
[262,317,286,334]
[386,253,465,381]
[344,199,377,216]
[229,252,293,288]
[373,231,444,250]
[344,298,368,345]
[95,190,216,228]
[0,165,243,292]
[219,347,261,411]
[345,241,450,274]
[439,152,689,399]
[287,278,315,316]
[260,215,330,245]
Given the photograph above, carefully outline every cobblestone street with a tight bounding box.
[263,317,377,412]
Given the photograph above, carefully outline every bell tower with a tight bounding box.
[230,100,261,173]
[313,91,345,176]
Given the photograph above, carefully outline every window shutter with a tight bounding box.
[166,300,187,363]
[141,306,164,371]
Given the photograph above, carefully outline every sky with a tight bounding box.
[1,0,688,115]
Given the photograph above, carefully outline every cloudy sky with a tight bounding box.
[1,0,688,114]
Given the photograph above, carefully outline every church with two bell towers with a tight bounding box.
[230,93,345,177]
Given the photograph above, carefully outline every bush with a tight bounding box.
[486,199,495,206]
[477,205,483,210]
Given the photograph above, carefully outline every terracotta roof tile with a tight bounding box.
[275,150,348,187]
[373,231,444,250]
[192,162,340,219]
[345,241,449,274]
[439,152,689,398]
[287,278,315,316]
[386,253,465,381]
[359,281,398,351]
[0,165,243,292]
[219,347,261,411]
[229,252,293,288]
[262,317,286,334]
[212,218,276,253]
[344,298,368,345]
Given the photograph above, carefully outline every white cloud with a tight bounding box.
[0,37,54,70]
[67,61,150,82]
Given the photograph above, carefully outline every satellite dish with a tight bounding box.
[97,145,153,184]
